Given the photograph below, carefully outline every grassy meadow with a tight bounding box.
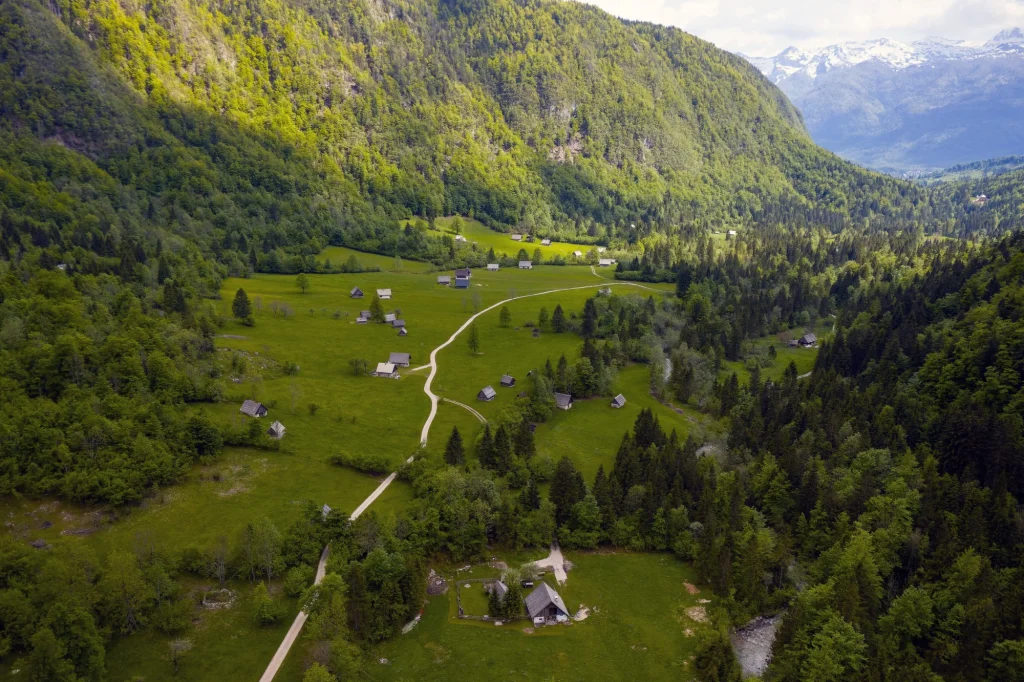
[364,552,714,682]
[402,216,602,260]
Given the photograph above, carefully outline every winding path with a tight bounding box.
[444,399,487,424]
[260,280,656,681]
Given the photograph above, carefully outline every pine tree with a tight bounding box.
[232,288,252,319]
[487,247,496,262]
[488,585,502,617]
[468,324,480,354]
[538,307,549,329]
[581,298,598,338]
[478,424,494,468]
[550,457,586,526]
[492,424,513,474]
[514,420,536,459]
[444,426,465,466]
[499,306,511,327]
[520,480,541,510]
[551,304,566,332]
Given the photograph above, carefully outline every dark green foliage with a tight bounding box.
[551,305,566,333]
[232,288,252,320]
[694,628,742,682]
[444,426,465,466]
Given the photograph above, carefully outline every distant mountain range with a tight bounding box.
[743,28,1024,175]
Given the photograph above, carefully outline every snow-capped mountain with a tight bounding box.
[742,29,1024,174]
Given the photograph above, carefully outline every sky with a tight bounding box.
[582,0,1024,56]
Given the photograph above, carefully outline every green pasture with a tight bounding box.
[365,552,713,682]
[719,320,833,385]
[319,245,433,273]
[403,216,599,260]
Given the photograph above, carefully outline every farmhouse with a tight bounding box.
[541,238,551,246]
[455,234,467,242]
[437,275,451,286]
[598,258,616,267]
[384,313,396,323]
[487,263,499,271]
[478,386,497,401]
[377,288,392,299]
[455,278,469,289]
[511,233,523,241]
[374,362,399,378]
[572,250,583,258]
[611,394,627,408]
[501,374,516,388]
[554,392,573,410]
[356,316,367,324]
[392,319,406,329]
[398,327,408,336]
[519,260,533,269]
[799,333,817,347]
[389,352,411,367]
[266,421,286,439]
[240,400,268,418]
[525,583,569,625]
[350,286,363,299]
[455,268,471,279]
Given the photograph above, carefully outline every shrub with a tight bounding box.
[330,452,394,475]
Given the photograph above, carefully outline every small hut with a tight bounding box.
[611,394,626,408]
[266,421,286,439]
[478,386,497,401]
[350,287,364,299]
[240,400,268,418]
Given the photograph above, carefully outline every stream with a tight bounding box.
[731,615,781,678]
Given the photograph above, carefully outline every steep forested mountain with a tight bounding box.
[0,0,949,275]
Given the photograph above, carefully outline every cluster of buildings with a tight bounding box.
[486,580,570,626]
[239,400,286,439]
[350,287,406,334]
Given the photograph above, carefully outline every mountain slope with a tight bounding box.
[746,29,1024,174]
[0,0,937,270]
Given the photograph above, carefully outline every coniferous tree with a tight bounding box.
[551,304,566,332]
[514,421,536,459]
[369,295,384,322]
[232,288,252,319]
[478,424,494,468]
[444,426,465,466]
[492,425,513,474]
[550,457,586,526]
[499,306,511,327]
[581,298,598,339]
[467,324,480,354]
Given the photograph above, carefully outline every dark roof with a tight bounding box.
[524,583,568,619]
[398,327,408,336]
[392,319,405,328]
[389,352,411,365]
[350,286,363,296]
[240,400,266,417]
[500,375,515,387]
[800,332,817,344]
[611,394,626,407]
[454,268,471,277]
[478,386,496,400]
[490,580,508,600]
[554,392,572,409]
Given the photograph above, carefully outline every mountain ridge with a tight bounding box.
[741,28,1024,174]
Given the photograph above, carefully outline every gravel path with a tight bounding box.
[443,399,487,423]
[533,543,568,584]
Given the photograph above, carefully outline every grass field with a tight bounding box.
[719,320,832,386]
[366,552,713,682]
[403,216,602,260]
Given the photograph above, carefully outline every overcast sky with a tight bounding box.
[583,0,1024,56]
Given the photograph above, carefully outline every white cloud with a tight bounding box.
[581,0,1024,55]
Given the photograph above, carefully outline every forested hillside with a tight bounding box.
[1,0,955,278]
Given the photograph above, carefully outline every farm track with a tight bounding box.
[260,280,659,681]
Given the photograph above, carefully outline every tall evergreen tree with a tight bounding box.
[551,304,566,332]
[232,288,252,320]
[444,426,465,466]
